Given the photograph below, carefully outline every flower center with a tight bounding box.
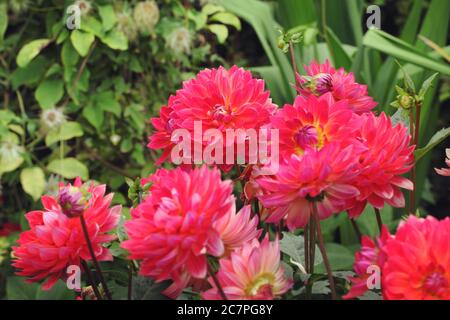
[245,273,275,299]
[295,125,321,151]
[58,186,87,218]
[211,104,232,123]
[423,271,449,297]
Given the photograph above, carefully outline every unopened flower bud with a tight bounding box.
[304,73,333,96]
[58,186,87,218]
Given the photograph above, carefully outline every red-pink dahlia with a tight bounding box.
[121,166,235,298]
[382,215,450,300]
[12,178,121,290]
[201,237,292,300]
[347,113,415,217]
[148,66,277,169]
[271,93,359,160]
[435,148,450,176]
[257,143,360,230]
[296,60,377,114]
[343,226,391,299]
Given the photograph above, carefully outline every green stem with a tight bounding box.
[208,263,227,300]
[79,214,112,300]
[312,202,336,300]
[350,218,362,241]
[374,208,383,233]
[81,260,102,300]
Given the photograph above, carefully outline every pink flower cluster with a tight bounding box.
[122,166,292,299]
[345,215,450,300]
[252,61,414,230]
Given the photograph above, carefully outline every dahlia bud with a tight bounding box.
[58,186,87,218]
[303,73,333,96]
[133,1,160,34]
[399,94,414,110]
[81,286,99,300]
[166,27,192,56]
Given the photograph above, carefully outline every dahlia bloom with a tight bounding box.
[382,215,450,300]
[347,113,415,217]
[257,143,360,230]
[12,178,121,290]
[202,237,292,300]
[121,166,235,298]
[213,204,262,256]
[148,66,277,170]
[271,93,359,160]
[343,226,391,299]
[435,148,450,176]
[296,60,377,114]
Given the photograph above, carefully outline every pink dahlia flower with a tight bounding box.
[343,226,391,299]
[296,60,377,114]
[12,178,121,290]
[347,113,415,217]
[382,215,450,300]
[257,143,360,230]
[271,93,359,160]
[435,148,450,176]
[121,166,235,298]
[213,204,262,256]
[148,66,277,170]
[201,237,292,300]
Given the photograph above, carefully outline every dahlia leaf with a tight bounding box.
[20,167,46,202]
[315,243,354,273]
[35,280,75,300]
[280,232,322,271]
[418,72,439,100]
[47,157,89,180]
[415,127,450,162]
[16,39,52,68]
[6,277,39,300]
[131,276,170,300]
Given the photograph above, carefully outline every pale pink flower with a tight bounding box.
[202,237,292,300]
[435,148,450,176]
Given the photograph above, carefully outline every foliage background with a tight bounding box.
[0,0,448,299]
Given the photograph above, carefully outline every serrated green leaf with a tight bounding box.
[280,232,322,272]
[35,78,64,109]
[7,277,39,300]
[315,243,354,273]
[16,39,52,68]
[20,167,46,201]
[418,72,439,99]
[45,121,84,146]
[35,280,75,300]
[47,157,89,180]
[70,30,94,57]
[131,276,170,300]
